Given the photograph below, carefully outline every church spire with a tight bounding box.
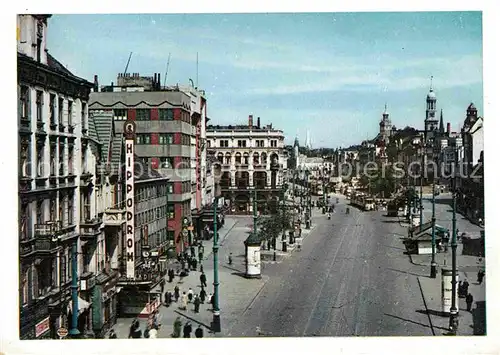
[439,109,444,133]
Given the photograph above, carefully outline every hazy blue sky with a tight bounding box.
[46,12,483,148]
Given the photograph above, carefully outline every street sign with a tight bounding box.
[57,327,68,337]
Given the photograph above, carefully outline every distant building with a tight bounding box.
[206,116,287,214]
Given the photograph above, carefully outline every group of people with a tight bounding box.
[172,317,204,338]
[125,316,161,339]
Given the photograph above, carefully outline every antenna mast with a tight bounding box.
[123,52,133,76]
[163,53,171,87]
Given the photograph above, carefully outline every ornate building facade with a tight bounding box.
[206,116,287,214]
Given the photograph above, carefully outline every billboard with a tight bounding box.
[124,120,136,279]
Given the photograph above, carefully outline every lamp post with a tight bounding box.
[281,183,287,252]
[212,195,221,333]
[419,146,424,226]
[69,239,80,337]
[449,149,459,334]
[430,177,437,278]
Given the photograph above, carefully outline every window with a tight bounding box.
[59,193,65,225]
[68,192,73,224]
[50,145,56,176]
[37,147,44,177]
[21,269,29,305]
[49,199,56,222]
[167,230,175,241]
[225,154,231,165]
[219,140,229,148]
[20,203,29,241]
[207,140,211,148]
[81,103,87,131]
[36,200,43,225]
[20,86,30,119]
[159,109,174,121]
[167,182,174,193]
[49,94,56,126]
[68,101,73,127]
[68,146,73,175]
[238,140,247,148]
[244,155,249,165]
[159,134,174,145]
[58,98,64,127]
[60,251,67,284]
[235,153,242,164]
[136,134,151,144]
[182,134,190,145]
[113,109,126,121]
[270,140,277,147]
[36,91,43,123]
[167,205,175,219]
[136,109,151,121]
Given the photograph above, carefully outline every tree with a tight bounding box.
[256,208,294,243]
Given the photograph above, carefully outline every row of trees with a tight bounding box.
[255,208,294,243]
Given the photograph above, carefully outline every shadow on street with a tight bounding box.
[386,267,427,278]
[383,313,433,331]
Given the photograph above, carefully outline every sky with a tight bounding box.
[46,12,483,148]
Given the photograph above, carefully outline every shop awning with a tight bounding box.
[67,296,91,315]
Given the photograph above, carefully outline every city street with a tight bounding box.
[227,195,434,337]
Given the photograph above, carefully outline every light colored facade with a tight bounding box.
[17,14,96,339]
[206,116,287,214]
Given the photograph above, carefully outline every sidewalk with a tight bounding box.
[418,270,486,335]
[409,243,485,272]
[110,216,269,338]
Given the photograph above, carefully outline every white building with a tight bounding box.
[17,14,96,339]
[206,115,287,214]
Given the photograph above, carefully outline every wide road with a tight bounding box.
[227,195,433,337]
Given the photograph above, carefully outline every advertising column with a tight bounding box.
[441,268,459,315]
[124,120,136,279]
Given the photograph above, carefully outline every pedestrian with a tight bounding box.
[463,280,470,296]
[195,325,204,338]
[172,317,182,338]
[200,264,204,273]
[477,269,485,284]
[109,329,117,339]
[183,322,192,338]
[191,245,196,257]
[168,269,173,283]
[129,319,139,338]
[164,291,171,307]
[160,279,165,294]
[200,287,206,304]
[458,281,464,297]
[181,292,188,310]
[193,294,201,313]
[174,285,180,302]
[207,293,213,309]
[188,288,194,302]
[192,258,198,271]
[144,326,150,339]
[228,253,233,265]
[466,293,474,312]
[200,272,207,287]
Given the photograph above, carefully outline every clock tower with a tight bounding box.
[424,76,438,143]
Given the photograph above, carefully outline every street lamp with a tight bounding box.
[430,177,437,278]
[212,192,221,333]
[281,183,287,252]
[68,239,80,338]
[449,147,459,334]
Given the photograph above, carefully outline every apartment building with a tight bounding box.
[206,115,287,214]
[89,77,192,255]
[17,14,97,339]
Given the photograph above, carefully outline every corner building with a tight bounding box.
[206,115,287,214]
[89,78,193,255]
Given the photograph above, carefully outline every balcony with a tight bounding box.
[103,206,126,227]
[34,222,62,254]
[19,118,31,133]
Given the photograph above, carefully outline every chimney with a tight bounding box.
[257,117,261,129]
[248,115,253,128]
[111,81,114,89]
[94,75,99,92]
[157,73,161,89]
[154,73,157,87]
[447,122,451,135]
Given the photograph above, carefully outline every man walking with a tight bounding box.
[193,294,201,313]
[188,288,194,303]
[174,285,180,302]
[477,269,485,284]
[463,279,470,296]
[466,293,474,312]
[200,287,206,304]
[200,272,207,288]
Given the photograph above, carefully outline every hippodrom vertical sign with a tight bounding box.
[124,120,136,279]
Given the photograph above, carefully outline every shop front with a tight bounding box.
[20,295,52,339]
[92,270,119,338]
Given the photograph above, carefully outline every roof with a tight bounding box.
[92,111,114,164]
[47,53,77,78]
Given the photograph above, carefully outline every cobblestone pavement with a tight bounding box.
[227,194,434,337]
